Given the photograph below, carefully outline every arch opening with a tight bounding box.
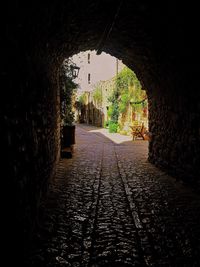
[60,50,149,143]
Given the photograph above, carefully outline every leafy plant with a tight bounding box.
[60,59,78,126]
[78,92,87,105]
[107,88,119,133]
[108,121,118,133]
[93,85,102,106]
[130,89,147,112]
[119,93,129,113]
[106,66,147,132]
[116,66,141,92]
[107,84,120,133]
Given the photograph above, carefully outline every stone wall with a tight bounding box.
[148,88,200,184]
[3,50,61,260]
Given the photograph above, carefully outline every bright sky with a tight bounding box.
[70,50,124,92]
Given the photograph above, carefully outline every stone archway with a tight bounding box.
[2,1,200,262]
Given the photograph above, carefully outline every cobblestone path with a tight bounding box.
[25,125,200,267]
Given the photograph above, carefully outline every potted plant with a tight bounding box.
[62,117,76,148]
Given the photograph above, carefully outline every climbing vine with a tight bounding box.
[107,66,147,132]
[107,83,120,132]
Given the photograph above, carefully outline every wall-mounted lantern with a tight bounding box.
[70,64,80,79]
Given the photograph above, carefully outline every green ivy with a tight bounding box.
[116,66,142,92]
[60,60,78,126]
[107,66,146,128]
[107,90,119,124]
[108,121,118,133]
[119,93,129,113]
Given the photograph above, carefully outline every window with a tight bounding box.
[88,73,91,84]
[88,53,90,64]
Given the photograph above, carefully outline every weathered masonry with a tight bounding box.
[2,1,200,263]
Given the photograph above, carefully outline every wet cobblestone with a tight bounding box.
[25,125,200,267]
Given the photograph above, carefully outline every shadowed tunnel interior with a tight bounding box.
[2,0,200,265]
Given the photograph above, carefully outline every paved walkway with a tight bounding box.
[25,124,200,267]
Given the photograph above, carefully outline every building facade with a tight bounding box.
[71,50,124,92]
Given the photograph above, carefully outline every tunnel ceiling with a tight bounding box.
[5,0,198,96]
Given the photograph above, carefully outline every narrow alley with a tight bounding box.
[25,125,200,267]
